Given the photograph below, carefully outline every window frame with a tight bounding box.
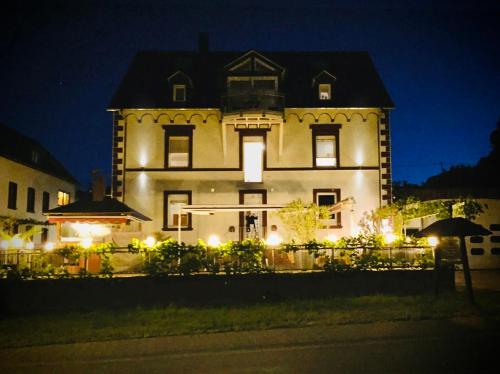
[313,188,342,228]
[8,182,17,210]
[27,187,35,213]
[173,84,186,102]
[42,191,50,212]
[310,124,341,169]
[163,125,195,170]
[57,190,70,206]
[163,190,193,231]
[318,83,332,100]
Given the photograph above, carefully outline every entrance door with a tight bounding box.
[239,189,267,241]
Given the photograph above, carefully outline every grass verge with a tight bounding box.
[1,291,499,349]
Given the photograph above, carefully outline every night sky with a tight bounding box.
[2,0,499,188]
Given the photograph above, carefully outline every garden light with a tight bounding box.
[207,234,221,247]
[11,237,24,249]
[265,233,282,246]
[325,233,338,242]
[384,232,397,244]
[44,242,55,251]
[25,242,34,250]
[428,236,439,247]
[80,238,93,249]
[144,236,156,247]
[0,240,9,250]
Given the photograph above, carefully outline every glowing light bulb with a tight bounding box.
[25,242,34,250]
[325,234,338,243]
[384,233,397,244]
[80,238,93,249]
[44,242,55,251]
[207,234,221,247]
[144,236,156,247]
[265,233,282,246]
[428,236,439,247]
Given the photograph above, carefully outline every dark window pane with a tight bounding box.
[490,224,500,231]
[8,182,17,209]
[470,248,484,255]
[41,228,49,243]
[491,248,500,255]
[491,236,500,243]
[470,236,483,243]
[27,187,35,213]
[318,194,335,206]
[43,191,50,212]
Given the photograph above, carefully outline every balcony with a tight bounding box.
[221,89,285,116]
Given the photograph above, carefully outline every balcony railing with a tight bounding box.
[221,89,285,115]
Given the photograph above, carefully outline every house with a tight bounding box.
[0,123,77,247]
[108,37,394,244]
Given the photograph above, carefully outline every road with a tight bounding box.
[1,317,498,373]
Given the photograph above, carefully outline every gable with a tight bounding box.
[225,50,284,75]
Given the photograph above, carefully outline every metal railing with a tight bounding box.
[221,89,285,115]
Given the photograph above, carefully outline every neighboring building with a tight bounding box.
[0,123,77,246]
[108,40,394,244]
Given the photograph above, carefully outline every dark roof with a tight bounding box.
[0,123,78,184]
[109,50,394,109]
[46,196,151,221]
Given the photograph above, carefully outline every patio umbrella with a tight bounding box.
[415,217,491,303]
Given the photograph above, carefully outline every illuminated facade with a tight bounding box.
[109,44,394,244]
[0,124,77,246]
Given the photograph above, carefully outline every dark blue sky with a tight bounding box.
[2,0,499,188]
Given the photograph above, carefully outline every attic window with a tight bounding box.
[173,85,186,102]
[319,84,331,100]
[31,150,39,164]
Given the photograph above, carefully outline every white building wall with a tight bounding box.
[0,156,76,245]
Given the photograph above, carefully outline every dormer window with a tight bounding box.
[31,150,39,163]
[173,84,186,102]
[319,84,331,100]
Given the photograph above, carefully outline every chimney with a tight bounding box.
[198,32,209,53]
[91,170,105,202]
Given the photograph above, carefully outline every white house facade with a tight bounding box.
[108,45,394,244]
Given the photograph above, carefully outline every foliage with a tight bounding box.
[359,197,485,237]
[276,199,331,243]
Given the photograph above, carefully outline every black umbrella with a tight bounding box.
[416,217,492,303]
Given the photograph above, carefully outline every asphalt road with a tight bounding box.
[1,317,498,373]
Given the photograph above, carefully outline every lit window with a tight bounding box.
[173,84,186,102]
[164,192,191,229]
[314,189,341,225]
[315,135,336,167]
[57,191,70,206]
[319,84,331,100]
[168,136,189,167]
[31,150,39,163]
[243,136,264,182]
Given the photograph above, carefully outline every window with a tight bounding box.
[173,84,186,102]
[470,248,484,255]
[42,191,50,212]
[311,124,341,168]
[163,125,194,169]
[27,187,35,213]
[57,191,70,206]
[8,182,17,210]
[314,188,341,227]
[41,228,49,243]
[243,136,264,182]
[315,135,336,167]
[319,84,331,100]
[31,150,39,163]
[168,136,189,167]
[227,76,278,91]
[164,191,192,230]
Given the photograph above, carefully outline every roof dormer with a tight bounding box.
[312,70,336,101]
[167,71,193,103]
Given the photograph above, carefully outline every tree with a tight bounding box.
[276,199,331,243]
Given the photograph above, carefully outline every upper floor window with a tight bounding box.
[227,76,278,91]
[58,191,70,206]
[173,84,186,102]
[31,150,40,164]
[42,191,50,212]
[27,187,35,213]
[163,125,194,169]
[8,182,17,210]
[319,84,331,100]
[311,124,341,168]
[243,136,265,183]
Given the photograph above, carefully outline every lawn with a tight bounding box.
[1,291,499,349]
